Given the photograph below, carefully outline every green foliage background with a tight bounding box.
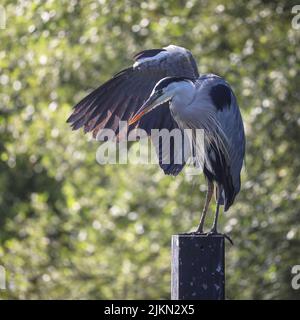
[0,0,299,299]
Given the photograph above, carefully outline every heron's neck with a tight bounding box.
[169,81,196,113]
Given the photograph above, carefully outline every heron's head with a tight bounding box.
[129,77,194,125]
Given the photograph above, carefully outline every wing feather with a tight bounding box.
[67,45,199,137]
[67,45,200,174]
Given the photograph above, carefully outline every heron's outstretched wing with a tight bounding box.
[67,45,199,175]
[67,45,199,138]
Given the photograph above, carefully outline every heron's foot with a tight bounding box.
[207,229,234,245]
[180,229,208,236]
[194,225,206,235]
[194,231,208,235]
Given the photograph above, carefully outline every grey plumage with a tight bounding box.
[68,45,198,137]
[67,45,246,234]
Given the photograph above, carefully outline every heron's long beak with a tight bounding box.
[128,92,161,126]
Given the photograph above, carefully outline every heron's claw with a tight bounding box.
[179,230,234,245]
[180,231,207,236]
[194,227,206,235]
[207,230,234,245]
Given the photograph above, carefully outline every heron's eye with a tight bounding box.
[156,89,163,95]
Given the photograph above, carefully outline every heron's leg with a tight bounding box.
[207,187,234,245]
[210,201,221,233]
[210,186,223,233]
[196,180,214,233]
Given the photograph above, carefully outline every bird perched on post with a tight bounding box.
[67,45,245,236]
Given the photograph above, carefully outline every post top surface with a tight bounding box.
[173,233,225,238]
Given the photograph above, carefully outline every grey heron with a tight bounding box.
[67,45,245,236]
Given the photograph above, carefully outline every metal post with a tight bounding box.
[171,234,225,300]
